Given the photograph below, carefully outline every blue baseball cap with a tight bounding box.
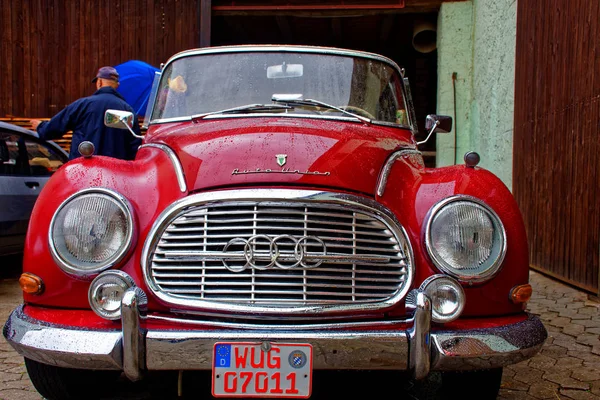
[92,66,119,83]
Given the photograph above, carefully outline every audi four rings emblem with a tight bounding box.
[222,234,326,272]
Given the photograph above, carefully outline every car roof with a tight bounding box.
[0,121,69,159]
[0,121,38,137]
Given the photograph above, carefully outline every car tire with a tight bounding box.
[25,358,121,400]
[441,368,503,399]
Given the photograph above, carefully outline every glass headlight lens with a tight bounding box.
[421,275,465,323]
[89,271,135,320]
[50,189,133,278]
[426,197,506,283]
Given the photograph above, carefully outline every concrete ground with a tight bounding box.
[0,254,599,399]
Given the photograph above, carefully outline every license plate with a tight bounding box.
[212,342,313,398]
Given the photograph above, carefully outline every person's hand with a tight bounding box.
[30,119,43,131]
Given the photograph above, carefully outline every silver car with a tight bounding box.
[0,121,68,256]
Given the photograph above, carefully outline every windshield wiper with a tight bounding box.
[271,96,371,124]
[192,104,293,120]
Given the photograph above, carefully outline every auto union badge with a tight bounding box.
[276,154,287,167]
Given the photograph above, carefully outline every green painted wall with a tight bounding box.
[436,0,517,190]
[436,2,474,168]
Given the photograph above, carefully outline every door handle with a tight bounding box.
[25,181,40,189]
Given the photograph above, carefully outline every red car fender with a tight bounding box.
[377,159,529,317]
[23,146,187,309]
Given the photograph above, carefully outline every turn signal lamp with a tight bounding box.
[510,284,532,304]
[19,273,44,295]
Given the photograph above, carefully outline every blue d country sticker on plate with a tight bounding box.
[215,344,231,368]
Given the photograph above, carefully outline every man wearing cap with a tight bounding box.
[30,66,142,160]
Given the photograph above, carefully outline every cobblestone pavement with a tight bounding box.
[498,271,600,400]
[1,254,599,399]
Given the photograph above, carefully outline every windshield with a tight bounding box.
[151,51,408,125]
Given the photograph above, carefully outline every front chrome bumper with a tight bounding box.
[3,289,547,382]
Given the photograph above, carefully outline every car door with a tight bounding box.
[0,130,66,255]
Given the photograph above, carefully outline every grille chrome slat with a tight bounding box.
[165,225,395,238]
[152,251,392,265]
[161,233,397,246]
[156,281,402,291]
[151,258,407,268]
[153,274,405,283]
[161,288,394,297]
[152,270,406,278]
[156,242,400,253]
[151,264,407,275]
[172,216,387,230]
[145,191,413,314]
[184,208,378,218]
[176,209,380,221]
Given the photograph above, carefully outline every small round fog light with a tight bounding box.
[88,271,135,320]
[420,275,465,323]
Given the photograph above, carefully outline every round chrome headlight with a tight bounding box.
[425,196,506,284]
[420,275,465,323]
[88,271,135,320]
[50,188,133,279]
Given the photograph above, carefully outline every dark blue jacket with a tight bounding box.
[37,87,142,160]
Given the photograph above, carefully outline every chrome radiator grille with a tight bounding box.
[144,191,413,313]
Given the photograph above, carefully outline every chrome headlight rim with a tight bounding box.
[88,270,136,320]
[424,195,507,284]
[420,274,465,323]
[49,187,135,280]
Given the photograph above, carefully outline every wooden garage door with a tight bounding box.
[513,0,600,293]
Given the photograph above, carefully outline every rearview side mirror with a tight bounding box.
[418,114,453,146]
[425,114,453,133]
[105,109,134,129]
[104,110,143,139]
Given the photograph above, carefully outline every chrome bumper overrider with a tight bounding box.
[3,288,547,382]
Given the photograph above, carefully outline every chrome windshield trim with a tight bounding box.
[167,45,401,73]
[203,113,362,123]
[402,77,419,135]
[139,143,186,193]
[150,113,412,130]
[377,149,422,196]
[141,189,415,316]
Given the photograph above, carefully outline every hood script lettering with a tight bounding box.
[232,167,330,176]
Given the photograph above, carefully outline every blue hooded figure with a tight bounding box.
[114,60,160,116]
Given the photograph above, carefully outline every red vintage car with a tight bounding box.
[4,45,546,400]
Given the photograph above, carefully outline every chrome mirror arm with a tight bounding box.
[120,116,144,139]
[416,120,439,146]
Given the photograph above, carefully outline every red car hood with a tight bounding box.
[146,117,414,195]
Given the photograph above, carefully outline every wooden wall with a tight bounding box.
[514,0,600,293]
[0,0,200,118]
